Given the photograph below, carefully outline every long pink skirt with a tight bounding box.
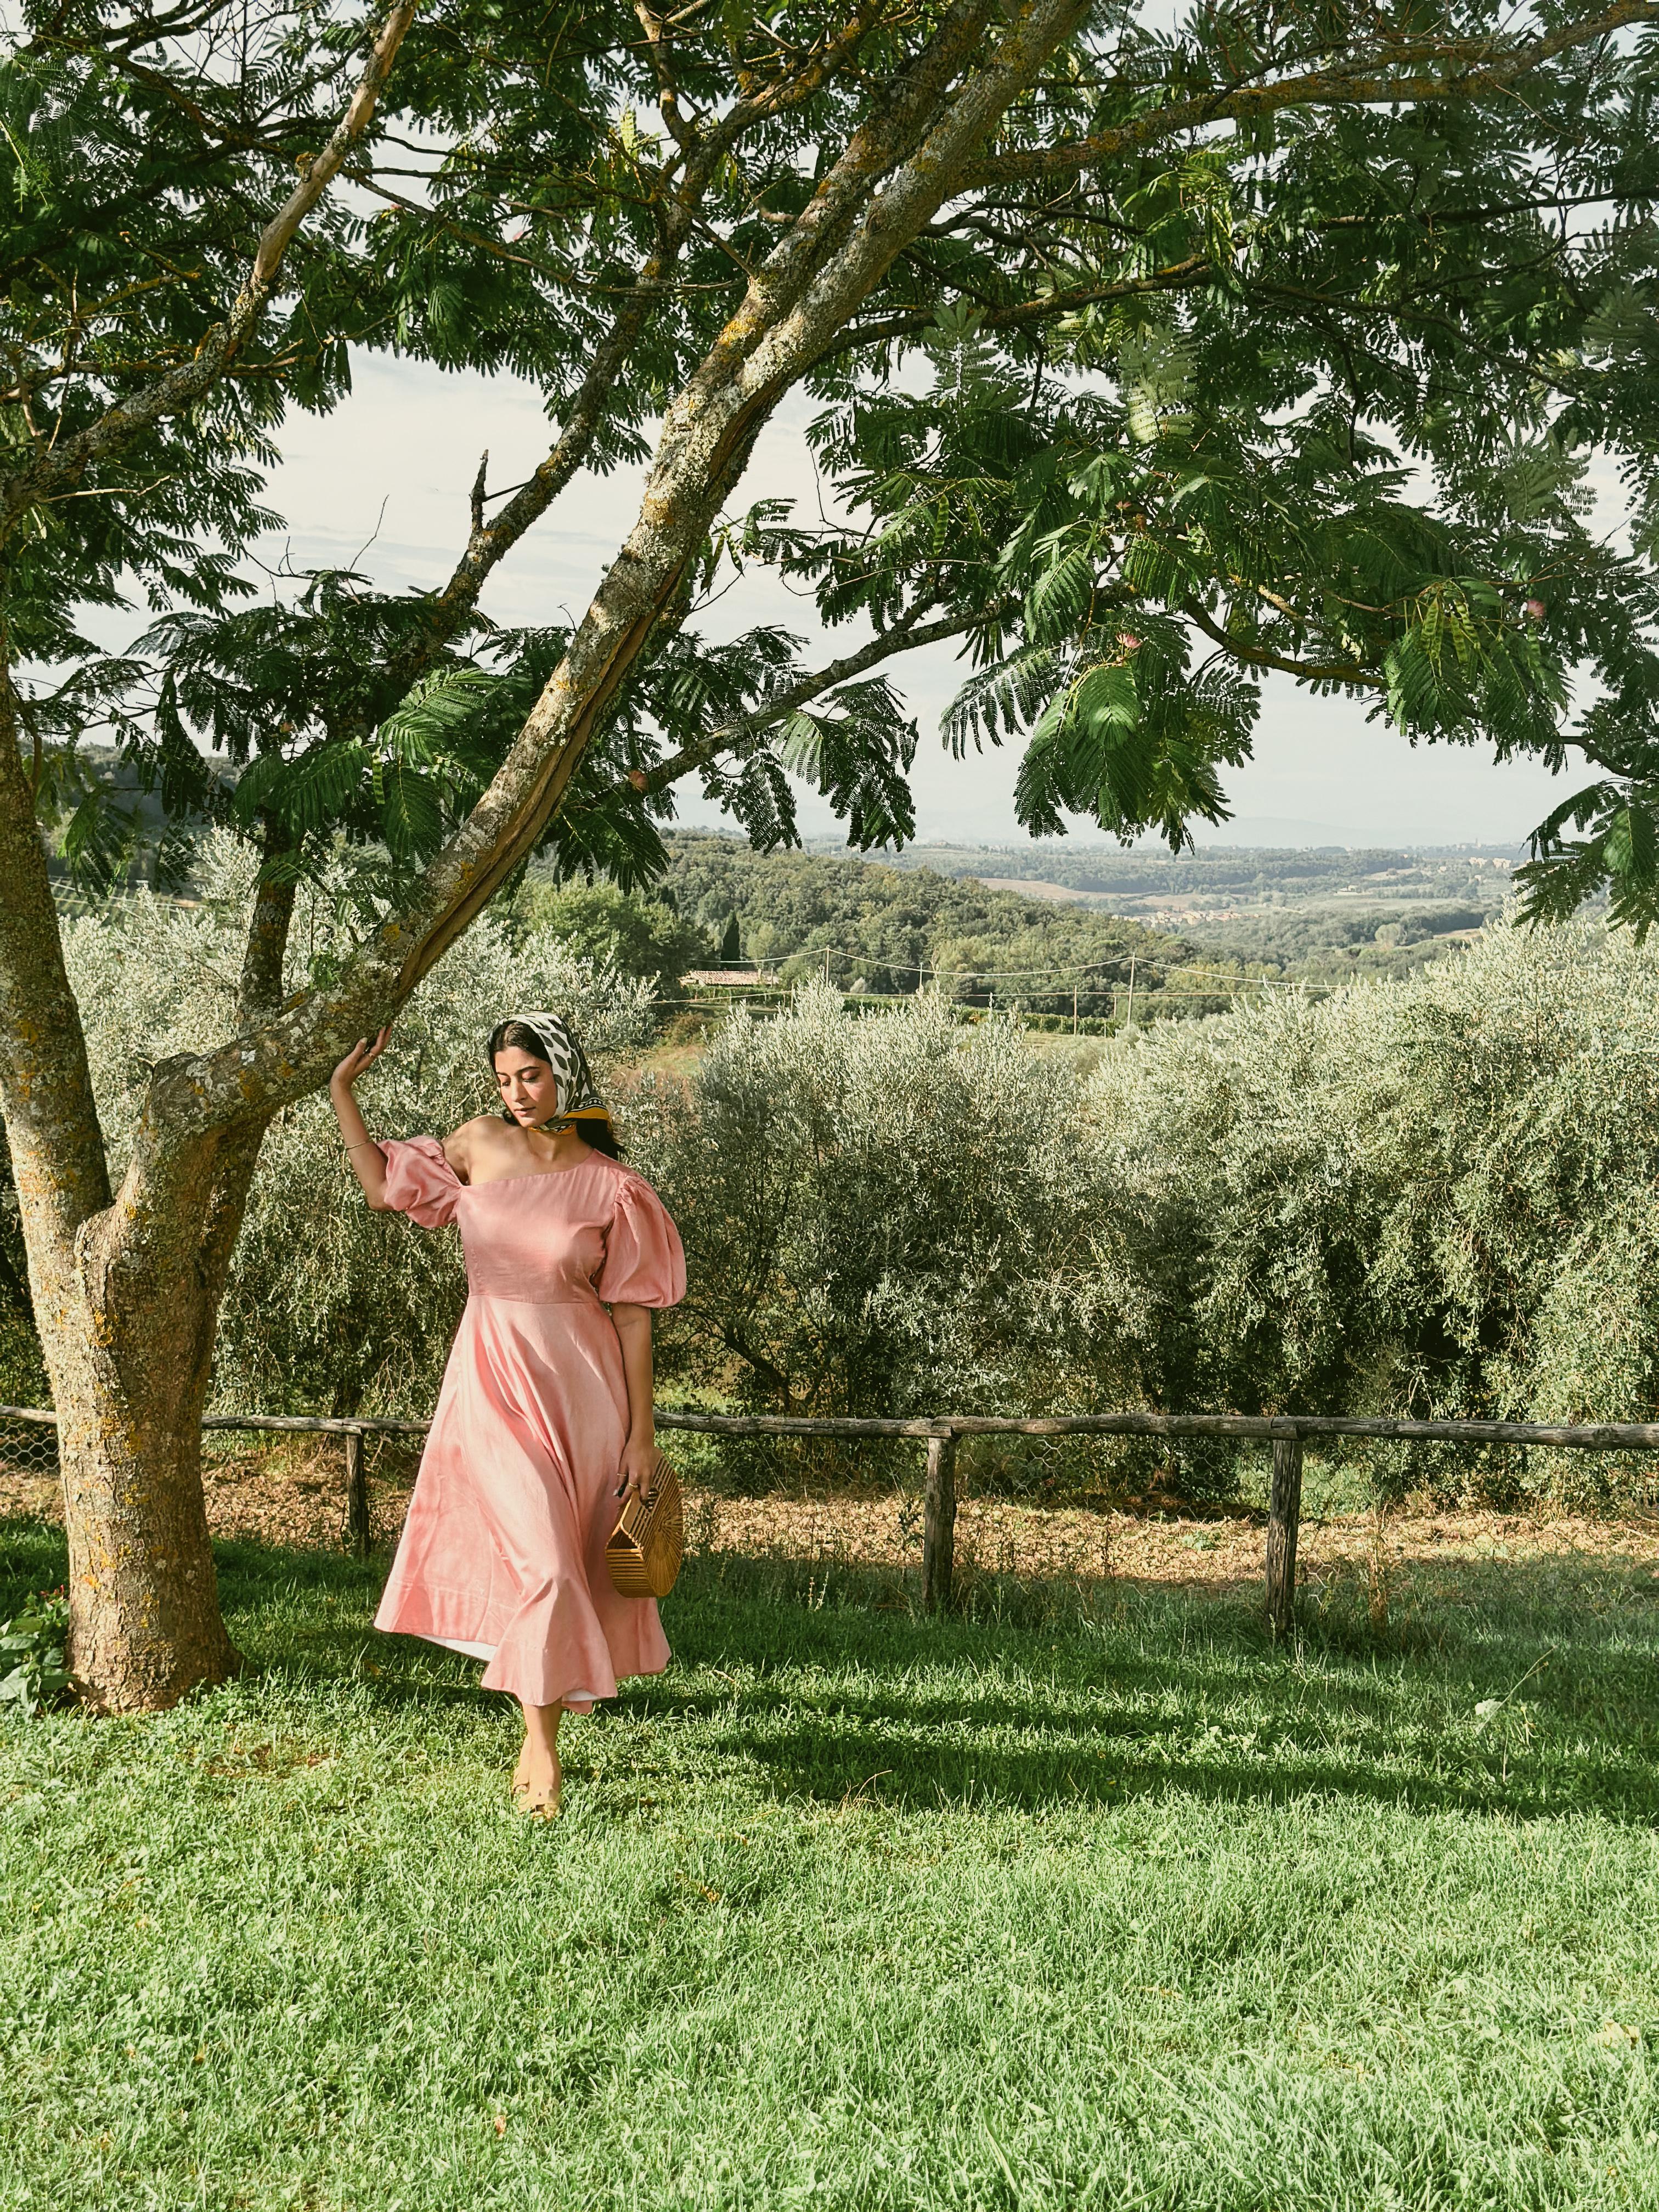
[374,1293,670,1708]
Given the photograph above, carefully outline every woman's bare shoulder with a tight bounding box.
[443,1116,507,1180]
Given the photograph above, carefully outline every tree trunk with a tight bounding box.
[0,702,296,1707]
[43,1259,240,1708]
[50,834,298,1708]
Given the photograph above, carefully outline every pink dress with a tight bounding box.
[371,1139,686,1708]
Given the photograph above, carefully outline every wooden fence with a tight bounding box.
[9,1402,1659,1635]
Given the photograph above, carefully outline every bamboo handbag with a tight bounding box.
[605,1457,684,1599]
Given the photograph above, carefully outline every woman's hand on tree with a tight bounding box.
[331,1027,391,1092]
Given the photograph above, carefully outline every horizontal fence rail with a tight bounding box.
[7,1403,1659,1636]
[651,1409,1659,1450]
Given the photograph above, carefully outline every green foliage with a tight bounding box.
[1186,904,1491,985]
[632,920,1659,1506]
[56,836,654,1417]
[7,0,943,894]
[877,839,1523,984]
[0,8,355,669]
[12,0,1659,919]
[1084,921,1659,1503]
[518,879,712,998]
[630,988,1092,1420]
[783,20,1659,881]
[0,1588,69,1718]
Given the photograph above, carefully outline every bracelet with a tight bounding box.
[342,1138,382,1153]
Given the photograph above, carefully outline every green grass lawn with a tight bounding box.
[4,1521,1659,2211]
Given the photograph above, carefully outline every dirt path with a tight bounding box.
[703,1491,1659,1592]
[4,1441,1658,1592]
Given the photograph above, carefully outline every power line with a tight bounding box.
[802,947,1343,993]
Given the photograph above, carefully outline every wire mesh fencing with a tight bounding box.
[0,1408,426,1560]
[0,1409,59,1502]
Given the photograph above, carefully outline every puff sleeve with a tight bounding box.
[596,1170,687,1308]
[378,1137,462,1230]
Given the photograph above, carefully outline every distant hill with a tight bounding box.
[650,833,1488,1019]
[847,837,1521,911]
[816,837,1521,984]
[658,834,1195,1015]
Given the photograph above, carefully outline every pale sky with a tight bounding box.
[255,352,1584,853]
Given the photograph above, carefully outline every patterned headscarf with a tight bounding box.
[494,1012,611,1132]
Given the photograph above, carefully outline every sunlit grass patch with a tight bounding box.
[3,1521,1659,2209]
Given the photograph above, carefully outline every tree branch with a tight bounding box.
[835,255,1213,353]
[964,2,1659,187]
[1182,599,1387,690]
[0,0,417,542]
[382,2,897,694]
[237,818,298,1026]
[633,1,698,154]
[636,605,987,797]
[0,663,112,1269]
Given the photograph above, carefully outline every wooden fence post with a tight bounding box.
[923,1429,958,1612]
[1265,1426,1302,1640]
[344,1429,370,1559]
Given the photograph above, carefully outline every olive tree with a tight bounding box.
[629,986,1099,1418]
[1085,918,1659,1498]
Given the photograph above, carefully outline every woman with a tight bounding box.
[330,1011,685,1816]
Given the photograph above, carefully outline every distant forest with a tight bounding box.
[526,834,1497,1022]
[864,839,1513,983]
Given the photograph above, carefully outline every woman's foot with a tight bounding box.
[512,1701,563,1815]
[511,1759,561,1817]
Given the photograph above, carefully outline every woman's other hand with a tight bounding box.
[616,1438,664,1507]
[331,1026,391,1093]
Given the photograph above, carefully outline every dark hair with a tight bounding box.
[487,1017,621,1158]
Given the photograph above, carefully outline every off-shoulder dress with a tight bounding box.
[372,1138,687,1708]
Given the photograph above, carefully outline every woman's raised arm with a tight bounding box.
[330,1028,392,1208]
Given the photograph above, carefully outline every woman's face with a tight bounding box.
[494,1048,559,1127]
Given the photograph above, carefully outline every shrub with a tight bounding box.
[1084,918,1659,1503]
[627,985,1109,1423]
[61,836,653,1417]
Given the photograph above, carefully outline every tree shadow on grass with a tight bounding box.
[622,1676,1659,1823]
[0,1524,387,1612]
[0,1523,489,1713]
[5,1518,1657,1823]
[636,1548,1659,1823]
